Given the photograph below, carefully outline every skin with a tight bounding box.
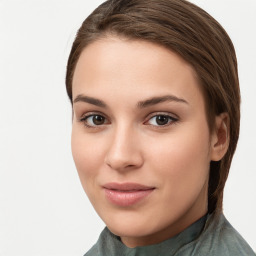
[71,37,228,248]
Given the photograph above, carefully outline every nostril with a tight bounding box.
[105,156,143,172]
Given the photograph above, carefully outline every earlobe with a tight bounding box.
[210,113,229,161]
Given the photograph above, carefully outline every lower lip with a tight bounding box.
[104,188,154,207]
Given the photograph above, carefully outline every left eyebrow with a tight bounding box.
[137,95,188,108]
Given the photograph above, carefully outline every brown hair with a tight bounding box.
[66,0,240,214]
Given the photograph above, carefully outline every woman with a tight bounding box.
[66,0,255,255]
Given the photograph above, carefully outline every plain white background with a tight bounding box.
[0,0,255,255]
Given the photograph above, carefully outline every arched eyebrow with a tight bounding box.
[73,94,188,108]
[137,95,188,108]
[73,94,107,108]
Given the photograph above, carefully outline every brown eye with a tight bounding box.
[92,115,105,125]
[146,114,178,126]
[156,115,169,125]
[81,114,107,127]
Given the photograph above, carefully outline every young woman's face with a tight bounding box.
[71,37,218,247]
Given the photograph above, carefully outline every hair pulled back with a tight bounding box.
[66,0,240,214]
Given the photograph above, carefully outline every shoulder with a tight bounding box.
[83,228,108,256]
[179,213,255,256]
[84,244,98,256]
[216,214,254,254]
[83,227,120,256]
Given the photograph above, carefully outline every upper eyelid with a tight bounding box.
[79,113,110,129]
[79,111,177,118]
[77,111,179,124]
[79,111,108,120]
[145,111,179,120]
[78,112,110,129]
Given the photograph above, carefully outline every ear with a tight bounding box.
[210,112,230,161]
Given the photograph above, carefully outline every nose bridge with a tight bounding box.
[105,121,143,171]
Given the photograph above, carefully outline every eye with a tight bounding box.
[80,114,108,127]
[146,114,178,126]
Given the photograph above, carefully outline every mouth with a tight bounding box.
[103,182,155,207]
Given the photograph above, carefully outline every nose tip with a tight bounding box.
[105,157,140,171]
[104,132,143,172]
[105,149,144,171]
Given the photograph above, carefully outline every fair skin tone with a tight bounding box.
[71,37,228,248]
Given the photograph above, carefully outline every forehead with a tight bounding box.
[72,37,205,110]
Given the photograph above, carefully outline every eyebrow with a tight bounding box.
[137,95,188,108]
[73,94,107,108]
[73,94,188,108]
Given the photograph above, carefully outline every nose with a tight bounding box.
[104,125,144,172]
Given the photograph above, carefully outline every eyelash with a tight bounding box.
[79,112,109,128]
[144,113,178,127]
[79,112,179,129]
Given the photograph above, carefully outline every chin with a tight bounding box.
[108,221,156,239]
[100,209,171,240]
[100,210,154,237]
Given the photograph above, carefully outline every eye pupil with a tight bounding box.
[93,115,105,125]
[156,115,169,125]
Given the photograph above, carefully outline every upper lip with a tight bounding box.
[103,182,155,191]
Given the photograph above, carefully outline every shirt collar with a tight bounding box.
[97,214,208,256]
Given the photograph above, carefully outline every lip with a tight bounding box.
[103,182,155,207]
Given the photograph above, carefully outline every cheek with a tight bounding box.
[147,123,211,186]
[143,125,211,224]
[71,127,103,191]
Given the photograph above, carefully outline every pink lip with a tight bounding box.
[103,182,155,207]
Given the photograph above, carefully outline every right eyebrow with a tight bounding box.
[73,94,107,108]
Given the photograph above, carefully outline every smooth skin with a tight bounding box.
[71,37,229,248]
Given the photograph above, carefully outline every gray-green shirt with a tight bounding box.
[85,213,255,255]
